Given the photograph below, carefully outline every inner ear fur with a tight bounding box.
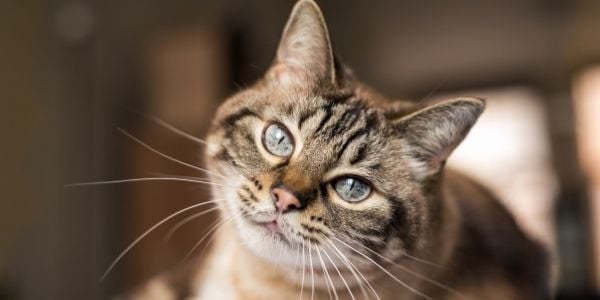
[393,98,485,180]
[267,0,337,88]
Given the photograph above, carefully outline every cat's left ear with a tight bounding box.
[267,0,337,87]
[392,98,485,180]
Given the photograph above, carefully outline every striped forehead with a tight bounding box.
[284,97,382,168]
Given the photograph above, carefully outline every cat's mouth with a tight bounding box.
[248,214,281,232]
[255,217,284,234]
[264,219,281,233]
[248,214,293,244]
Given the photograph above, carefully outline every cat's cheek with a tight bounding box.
[222,186,243,217]
[210,174,247,218]
[205,134,222,157]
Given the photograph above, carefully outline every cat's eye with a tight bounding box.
[262,122,294,157]
[333,177,371,202]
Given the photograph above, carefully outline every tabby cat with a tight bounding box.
[128,1,548,299]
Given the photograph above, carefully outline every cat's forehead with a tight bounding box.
[259,90,385,125]
[264,93,394,168]
[254,90,392,147]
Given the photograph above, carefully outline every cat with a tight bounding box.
[126,1,548,299]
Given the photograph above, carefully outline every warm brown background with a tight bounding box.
[2,0,600,299]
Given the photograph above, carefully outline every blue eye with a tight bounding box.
[262,123,294,157]
[334,177,371,202]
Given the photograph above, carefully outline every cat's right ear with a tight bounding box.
[267,0,337,88]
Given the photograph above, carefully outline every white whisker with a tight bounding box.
[300,242,306,300]
[308,241,315,300]
[325,242,367,300]
[151,173,209,181]
[358,243,464,299]
[294,244,301,270]
[99,199,224,282]
[400,252,444,269]
[151,173,235,189]
[182,212,240,262]
[126,111,248,185]
[163,205,222,243]
[328,240,379,300]
[316,246,334,300]
[322,247,354,300]
[117,128,229,181]
[344,229,443,269]
[131,110,212,146]
[195,216,231,259]
[66,177,233,189]
[333,237,434,300]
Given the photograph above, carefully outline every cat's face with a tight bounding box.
[205,0,483,267]
[206,87,424,265]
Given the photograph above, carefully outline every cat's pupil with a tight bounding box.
[334,177,371,202]
[263,123,294,157]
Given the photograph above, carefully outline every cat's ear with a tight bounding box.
[393,98,485,180]
[267,0,337,87]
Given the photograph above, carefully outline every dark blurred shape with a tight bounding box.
[0,277,19,300]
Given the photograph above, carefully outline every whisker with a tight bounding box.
[300,242,306,300]
[325,242,367,300]
[66,177,233,189]
[182,212,240,262]
[327,240,379,300]
[294,244,301,270]
[333,236,434,300]
[151,173,233,188]
[358,243,464,299]
[293,243,301,299]
[344,229,443,269]
[197,210,258,261]
[195,216,231,260]
[125,112,248,183]
[131,110,212,146]
[117,120,251,187]
[308,240,315,300]
[163,205,222,243]
[316,247,338,300]
[99,199,224,282]
[117,128,229,181]
[399,252,444,269]
[322,247,354,300]
[151,172,210,182]
[217,158,252,181]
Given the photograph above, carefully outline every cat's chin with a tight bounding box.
[234,215,300,266]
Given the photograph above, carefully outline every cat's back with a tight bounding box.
[442,170,550,299]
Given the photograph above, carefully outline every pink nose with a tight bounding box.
[272,187,302,213]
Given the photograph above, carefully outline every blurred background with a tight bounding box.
[2,0,600,299]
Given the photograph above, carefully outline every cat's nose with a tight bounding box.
[271,187,302,213]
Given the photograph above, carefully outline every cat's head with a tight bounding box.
[205,0,484,266]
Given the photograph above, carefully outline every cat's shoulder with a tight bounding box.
[443,169,550,298]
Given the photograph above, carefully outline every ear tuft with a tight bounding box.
[394,98,485,180]
[268,0,336,87]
